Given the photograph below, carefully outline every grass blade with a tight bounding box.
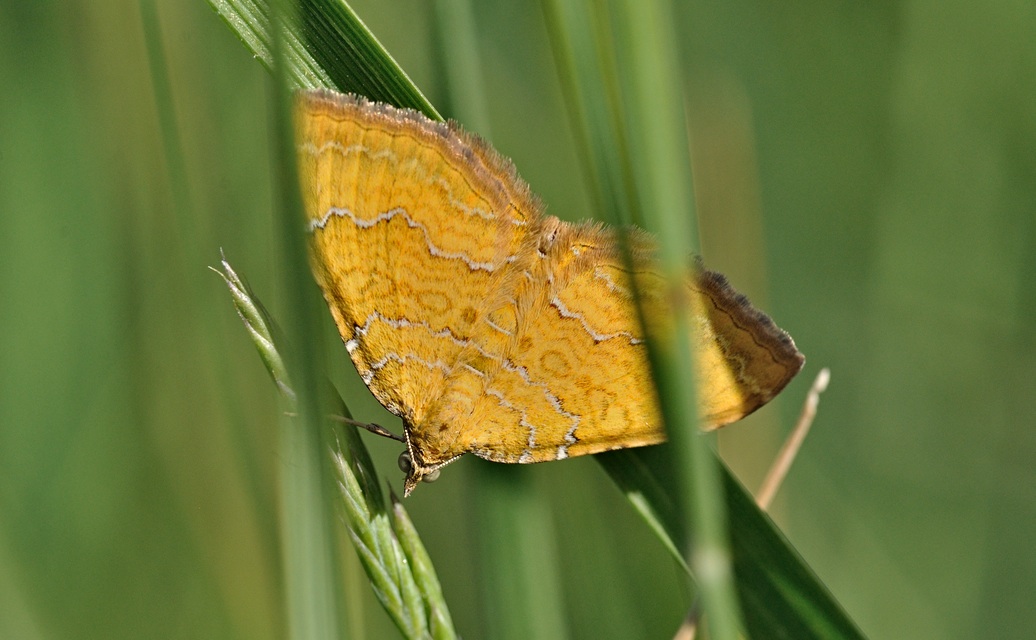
[429,2,570,638]
[216,255,457,639]
[209,0,437,114]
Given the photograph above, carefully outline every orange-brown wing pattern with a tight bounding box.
[296,91,537,428]
[296,89,804,492]
[415,222,804,466]
[686,268,805,427]
[440,221,664,464]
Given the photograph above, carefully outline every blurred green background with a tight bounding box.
[2,1,1034,638]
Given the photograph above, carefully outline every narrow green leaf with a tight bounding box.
[723,465,863,639]
[209,0,335,87]
[208,0,438,115]
[217,252,457,639]
[391,496,458,640]
[429,2,570,639]
[610,0,743,636]
[267,1,346,637]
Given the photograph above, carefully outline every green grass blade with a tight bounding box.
[334,448,455,640]
[540,0,638,226]
[722,465,863,639]
[471,465,570,640]
[208,0,335,87]
[429,0,491,130]
[543,0,863,637]
[208,0,437,115]
[216,255,457,639]
[390,495,458,640]
[267,1,345,636]
[595,449,688,572]
[609,0,742,636]
[295,0,436,114]
[429,2,570,638]
[543,3,738,628]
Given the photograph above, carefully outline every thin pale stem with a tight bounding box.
[756,368,831,510]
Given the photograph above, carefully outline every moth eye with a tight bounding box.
[397,451,438,483]
[397,451,413,474]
